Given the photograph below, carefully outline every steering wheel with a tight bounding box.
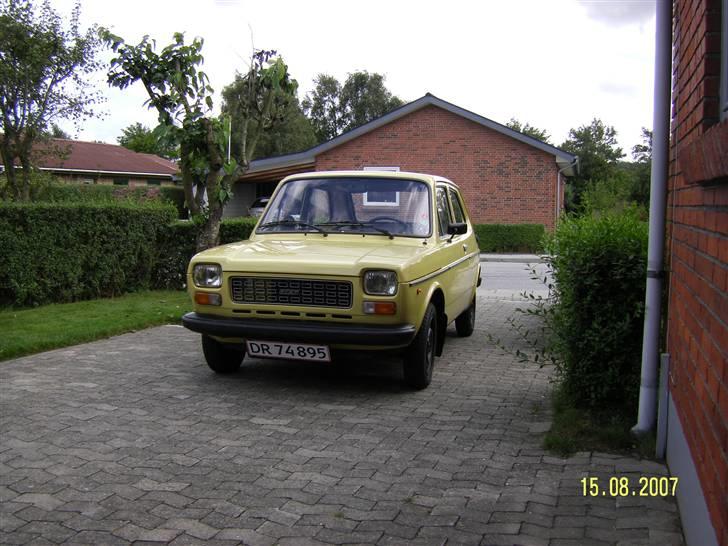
[368,216,407,228]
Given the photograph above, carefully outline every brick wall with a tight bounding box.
[667,0,727,543]
[315,105,561,230]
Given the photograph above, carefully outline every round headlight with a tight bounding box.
[193,264,222,288]
[363,270,398,296]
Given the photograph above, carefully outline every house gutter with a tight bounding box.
[632,0,672,436]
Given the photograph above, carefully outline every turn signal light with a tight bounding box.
[195,292,222,306]
[363,301,396,315]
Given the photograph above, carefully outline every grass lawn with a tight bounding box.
[0,290,191,361]
[544,386,655,458]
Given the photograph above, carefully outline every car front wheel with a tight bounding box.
[403,303,437,390]
[201,335,244,374]
[455,297,476,337]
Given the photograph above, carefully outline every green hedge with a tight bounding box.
[0,203,176,307]
[32,183,188,219]
[152,217,258,290]
[544,211,648,412]
[473,223,545,253]
[159,186,187,219]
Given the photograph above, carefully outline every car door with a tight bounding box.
[446,186,479,314]
[435,185,469,321]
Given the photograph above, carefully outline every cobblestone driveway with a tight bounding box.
[0,294,684,545]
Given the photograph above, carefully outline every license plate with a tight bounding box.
[246,340,331,362]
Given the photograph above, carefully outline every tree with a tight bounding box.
[303,71,403,143]
[117,122,178,159]
[339,71,403,132]
[302,74,343,142]
[221,76,315,160]
[631,127,652,163]
[560,118,625,209]
[505,118,551,143]
[0,0,101,200]
[49,123,69,139]
[102,30,295,250]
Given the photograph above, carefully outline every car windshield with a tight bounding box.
[257,177,431,237]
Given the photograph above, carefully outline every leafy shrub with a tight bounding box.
[0,202,176,307]
[544,210,648,412]
[159,186,187,219]
[473,223,545,253]
[152,217,258,289]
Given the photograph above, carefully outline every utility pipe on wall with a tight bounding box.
[633,0,673,436]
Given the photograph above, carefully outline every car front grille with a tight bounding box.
[230,277,353,309]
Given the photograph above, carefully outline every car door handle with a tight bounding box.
[462,244,468,251]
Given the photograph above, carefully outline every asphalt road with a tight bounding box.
[479,262,551,294]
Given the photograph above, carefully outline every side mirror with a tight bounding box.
[447,222,467,235]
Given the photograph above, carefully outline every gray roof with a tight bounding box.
[247,93,578,176]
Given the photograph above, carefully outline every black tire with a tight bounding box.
[455,298,476,337]
[201,335,244,374]
[403,303,437,390]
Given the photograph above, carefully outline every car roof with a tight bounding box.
[281,170,459,189]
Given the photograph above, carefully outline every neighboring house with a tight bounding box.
[226,94,577,229]
[0,138,179,186]
[663,0,727,545]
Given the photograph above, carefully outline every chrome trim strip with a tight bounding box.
[408,251,480,287]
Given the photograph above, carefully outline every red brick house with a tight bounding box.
[661,0,727,544]
[227,94,577,229]
[0,139,179,186]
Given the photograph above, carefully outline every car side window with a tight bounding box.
[436,187,452,236]
[448,188,466,225]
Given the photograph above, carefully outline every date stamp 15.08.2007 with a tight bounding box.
[581,476,678,497]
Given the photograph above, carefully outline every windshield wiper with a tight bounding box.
[316,221,394,240]
[258,220,329,236]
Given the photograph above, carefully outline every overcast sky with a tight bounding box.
[52,0,657,155]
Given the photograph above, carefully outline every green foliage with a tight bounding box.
[560,118,625,209]
[152,217,257,289]
[222,75,316,160]
[117,122,178,159]
[0,202,176,307]
[473,224,545,253]
[303,71,403,143]
[543,211,648,413]
[505,118,551,143]
[101,29,294,250]
[159,185,187,218]
[0,0,101,201]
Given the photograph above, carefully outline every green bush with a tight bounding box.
[152,217,258,289]
[473,223,545,253]
[544,210,648,413]
[0,202,176,307]
[159,186,187,219]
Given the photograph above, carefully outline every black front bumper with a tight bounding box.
[182,312,417,347]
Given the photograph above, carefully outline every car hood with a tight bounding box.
[191,235,437,282]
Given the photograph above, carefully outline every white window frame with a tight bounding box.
[362,166,400,207]
[721,0,728,121]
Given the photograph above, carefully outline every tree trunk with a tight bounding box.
[195,204,224,252]
[0,145,18,200]
[19,158,32,201]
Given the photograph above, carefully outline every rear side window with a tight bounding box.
[448,188,466,224]
[436,187,452,236]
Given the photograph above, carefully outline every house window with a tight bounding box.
[363,190,400,207]
[146,179,161,186]
[721,0,728,121]
[113,178,128,186]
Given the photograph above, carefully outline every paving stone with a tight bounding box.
[0,299,684,545]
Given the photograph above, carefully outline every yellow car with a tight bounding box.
[182,171,481,389]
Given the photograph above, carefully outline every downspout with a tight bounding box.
[632,0,672,436]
